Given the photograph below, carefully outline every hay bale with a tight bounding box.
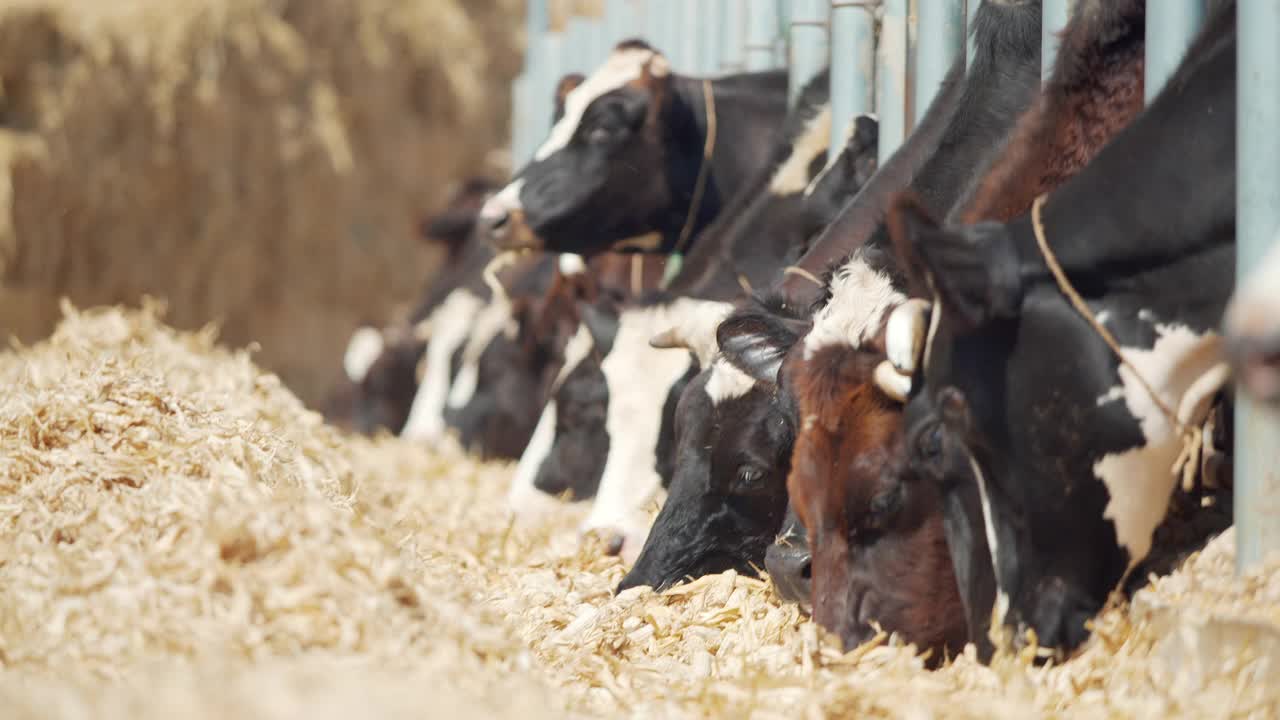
[0,0,521,408]
[1,302,1277,718]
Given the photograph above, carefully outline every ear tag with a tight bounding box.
[660,252,684,289]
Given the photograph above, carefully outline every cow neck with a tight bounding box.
[781,0,1041,312]
[656,72,788,278]
[778,60,964,311]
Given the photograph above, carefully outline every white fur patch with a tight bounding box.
[399,289,485,442]
[506,323,597,519]
[534,47,667,161]
[446,296,516,410]
[804,256,906,358]
[885,298,931,375]
[768,105,832,195]
[1092,320,1225,566]
[705,358,756,403]
[343,326,384,383]
[582,302,696,555]
[966,450,1010,628]
[655,298,734,368]
[558,253,587,276]
[478,178,524,228]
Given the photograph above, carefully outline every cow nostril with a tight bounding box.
[800,559,812,581]
[489,212,510,231]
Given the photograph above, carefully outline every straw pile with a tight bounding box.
[0,0,520,408]
[1,302,1277,719]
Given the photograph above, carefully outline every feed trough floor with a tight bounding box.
[0,303,1277,719]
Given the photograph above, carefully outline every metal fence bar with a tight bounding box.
[1236,0,1280,573]
[1041,0,1072,80]
[789,0,831,105]
[698,0,725,75]
[828,1,876,156]
[746,0,783,70]
[721,0,748,73]
[877,0,908,162]
[914,0,965,125]
[1145,0,1205,103]
[966,0,980,70]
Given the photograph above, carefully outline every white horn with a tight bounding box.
[886,298,933,376]
[874,360,912,404]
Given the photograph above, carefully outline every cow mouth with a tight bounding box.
[487,211,545,251]
[1230,341,1280,406]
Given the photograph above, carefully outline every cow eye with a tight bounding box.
[586,126,612,144]
[732,466,766,495]
[862,484,904,533]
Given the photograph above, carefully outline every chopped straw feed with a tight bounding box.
[0,302,1277,719]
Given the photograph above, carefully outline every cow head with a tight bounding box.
[615,299,805,591]
[339,324,425,435]
[886,194,1112,655]
[785,341,966,660]
[480,41,677,254]
[421,177,502,260]
[1225,238,1280,408]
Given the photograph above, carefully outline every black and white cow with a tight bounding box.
[479,40,791,257]
[503,67,837,531]
[885,0,1236,654]
[334,176,501,435]
[623,0,1046,600]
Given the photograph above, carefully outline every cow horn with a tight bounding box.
[886,298,933,376]
[874,360,912,404]
[649,328,687,350]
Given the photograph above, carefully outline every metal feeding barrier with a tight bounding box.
[508,0,1278,574]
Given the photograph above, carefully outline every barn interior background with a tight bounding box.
[0,0,1278,718]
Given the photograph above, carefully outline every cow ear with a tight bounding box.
[552,73,585,123]
[717,312,802,386]
[579,300,620,355]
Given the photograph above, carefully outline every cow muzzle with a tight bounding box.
[478,184,545,251]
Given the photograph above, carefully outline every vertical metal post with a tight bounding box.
[1145,0,1205,103]
[966,0,980,70]
[1236,0,1280,572]
[667,0,690,70]
[515,0,553,166]
[914,0,965,125]
[788,0,830,105]
[1041,0,1072,81]
[696,0,724,75]
[746,0,783,70]
[721,0,748,73]
[646,0,667,52]
[828,1,875,156]
[877,0,909,163]
[568,14,586,72]
[586,11,609,68]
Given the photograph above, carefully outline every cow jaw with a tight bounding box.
[582,303,694,560]
[400,288,485,443]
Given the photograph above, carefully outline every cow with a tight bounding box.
[1225,235,1280,408]
[479,40,791,258]
[623,0,1046,612]
[883,0,1236,656]
[503,67,839,532]
[776,0,1155,657]
[330,176,501,435]
[449,252,666,462]
[613,114,882,591]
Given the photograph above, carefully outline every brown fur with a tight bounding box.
[955,0,1146,224]
[785,347,967,662]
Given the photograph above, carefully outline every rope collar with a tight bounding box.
[661,78,718,290]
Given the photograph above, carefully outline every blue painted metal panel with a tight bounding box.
[1236,0,1280,571]
[721,0,747,73]
[746,0,783,71]
[915,0,965,124]
[828,0,875,155]
[877,0,909,163]
[788,0,830,105]
[1041,0,1071,80]
[1145,0,1205,103]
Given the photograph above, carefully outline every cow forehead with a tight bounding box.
[804,257,904,359]
[534,47,668,161]
[705,358,756,403]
